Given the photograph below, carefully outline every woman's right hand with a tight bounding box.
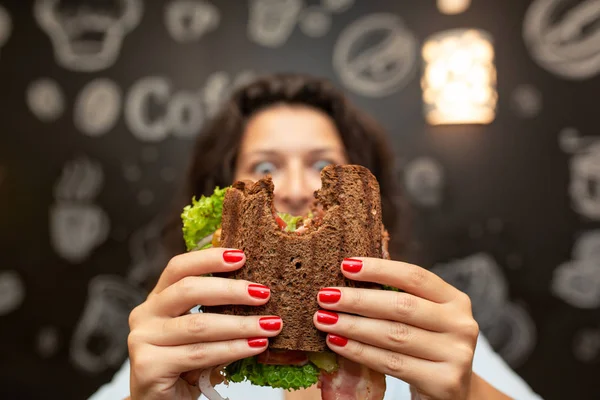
[127,248,282,400]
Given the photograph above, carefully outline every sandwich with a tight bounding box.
[180,164,392,400]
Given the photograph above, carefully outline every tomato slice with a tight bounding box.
[275,215,287,230]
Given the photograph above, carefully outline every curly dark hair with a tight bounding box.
[160,73,410,279]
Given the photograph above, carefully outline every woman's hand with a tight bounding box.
[313,257,480,400]
[127,248,283,400]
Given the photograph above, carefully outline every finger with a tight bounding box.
[151,276,271,317]
[317,287,451,332]
[132,338,269,382]
[152,248,246,294]
[168,338,269,375]
[325,334,443,395]
[314,311,457,362]
[145,314,283,346]
[340,257,458,303]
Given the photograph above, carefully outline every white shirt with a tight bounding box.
[89,334,543,400]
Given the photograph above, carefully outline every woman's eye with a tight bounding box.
[253,161,277,175]
[313,160,333,172]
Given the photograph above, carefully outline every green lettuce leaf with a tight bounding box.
[277,212,303,232]
[225,357,319,391]
[181,186,228,251]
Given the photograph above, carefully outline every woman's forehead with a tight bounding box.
[240,105,345,155]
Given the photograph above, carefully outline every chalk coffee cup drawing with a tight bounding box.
[333,13,418,98]
[34,0,143,72]
[70,275,145,374]
[50,157,110,263]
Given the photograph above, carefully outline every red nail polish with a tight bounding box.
[342,258,363,273]
[248,284,270,299]
[223,250,244,263]
[248,337,268,348]
[318,288,341,303]
[328,334,348,347]
[317,310,339,325]
[259,317,282,331]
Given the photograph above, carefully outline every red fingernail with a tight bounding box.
[259,317,282,331]
[342,258,363,273]
[328,334,348,347]
[248,337,268,348]
[318,288,341,303]
[248,284,270,299]
[223,250,244,263]
[317,310,339,325]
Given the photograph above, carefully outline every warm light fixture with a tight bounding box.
[437,0,472,15]
[421,28,497,125]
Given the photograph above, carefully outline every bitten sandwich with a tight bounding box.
[181,164,392,400]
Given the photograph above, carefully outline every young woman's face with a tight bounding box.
[234,105,348,216]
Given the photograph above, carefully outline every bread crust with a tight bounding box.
[204,165,385,352]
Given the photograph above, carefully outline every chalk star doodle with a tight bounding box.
[432,253,536,367]
[74,79,122,137]
[524,0,600,80]
[552,230,600,309]
[333,13,418,98]
[165,0,220,43]
[70,275,145,374]
[34,0,143,72]
[0,5,12,59]
[50,156,110,263]
[26,78,66,122]
[560,128,600,220]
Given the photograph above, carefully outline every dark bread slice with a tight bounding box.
[204,164,385,352]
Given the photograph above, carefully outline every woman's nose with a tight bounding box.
[273,165,316,215]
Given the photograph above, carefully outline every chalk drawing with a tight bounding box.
[247,0,303,48]
[26,78,65,122]
[74,78,122,137]
[165,0,220,43]
[0,5,12,59]
[552,230,600,309]
[0,270,25,316]
[511,84,543,118]
[403,156,445,208]
[333,13,418,97]
[34,0,143,72]
[70,275,145,374]
[299,6,331,38]
[50,157,110,263]
[524,0,600,80]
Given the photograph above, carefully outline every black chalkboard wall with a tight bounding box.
[0,0,599,399]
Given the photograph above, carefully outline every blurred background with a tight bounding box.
[0,0,599,398]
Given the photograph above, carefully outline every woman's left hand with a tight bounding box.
[313,257,480,400]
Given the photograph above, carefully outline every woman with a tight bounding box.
[90,74,543,400]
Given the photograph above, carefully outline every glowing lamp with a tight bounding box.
[437,0,472,15]
[421,28,497,125]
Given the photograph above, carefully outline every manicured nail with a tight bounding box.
[259,317,282,331]
[342,258,363,273]
[248,337,268,348]
[328,334,348,347]
[317,310,339,325]
[248,284,270,299]
[318,288,341,304]
[223,250,244,263]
